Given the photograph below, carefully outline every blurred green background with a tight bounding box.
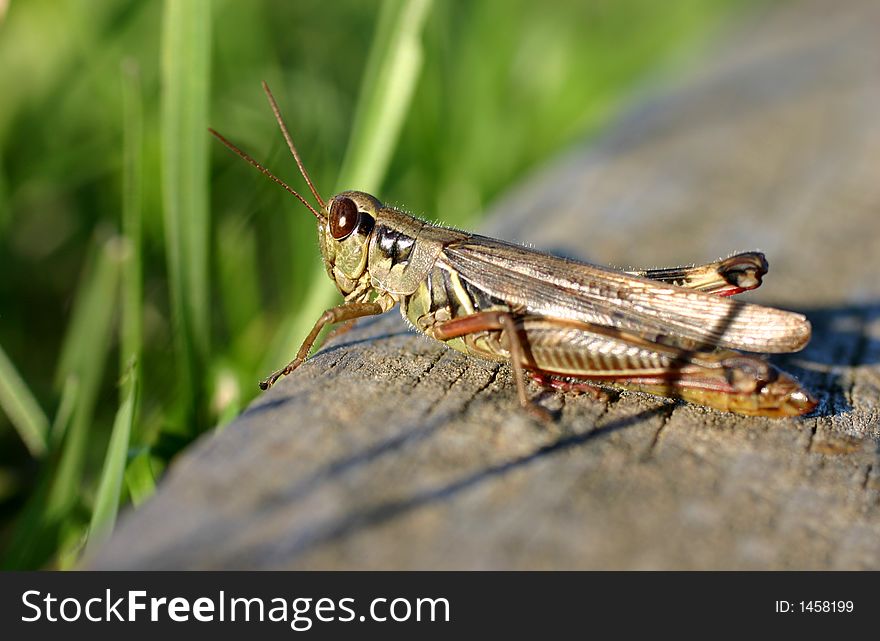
[0,0,756,568]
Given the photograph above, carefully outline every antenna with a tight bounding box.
[262,81,325,209]
[208,127,323,220]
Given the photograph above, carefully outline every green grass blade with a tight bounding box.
[85,372,136,555]
[117,57,157,511]
[80,60,147,557]
[1,372,80,568]
[125,448,157,506]
[47,237,122,520]
[0,343,49,457]
[57,522,88,570]
[120,59,143,406]
[160,0,212,427]
[336,0,433,192]
[261,0,433,376]
[217,218,261,349]
[49,374,79,448]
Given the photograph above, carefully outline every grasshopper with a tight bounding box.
[210,83,816,419]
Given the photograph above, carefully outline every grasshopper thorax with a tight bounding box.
[319,191,382,296]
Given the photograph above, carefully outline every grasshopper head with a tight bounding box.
[319,191,382,295]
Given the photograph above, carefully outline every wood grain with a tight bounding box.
[91,0,880,569]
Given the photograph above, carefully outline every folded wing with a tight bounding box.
[441,236,810,353]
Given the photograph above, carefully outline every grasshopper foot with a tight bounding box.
[259,359,303,390]
[520,396,555,423]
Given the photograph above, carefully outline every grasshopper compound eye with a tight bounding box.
[329,197,359,240]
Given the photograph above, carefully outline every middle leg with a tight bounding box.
[429,310,552,421]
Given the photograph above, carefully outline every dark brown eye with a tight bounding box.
[329,197,359,240]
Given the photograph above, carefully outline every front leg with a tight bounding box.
[260,301,387,390]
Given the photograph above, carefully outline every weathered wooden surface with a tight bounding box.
[93,0,880,569]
